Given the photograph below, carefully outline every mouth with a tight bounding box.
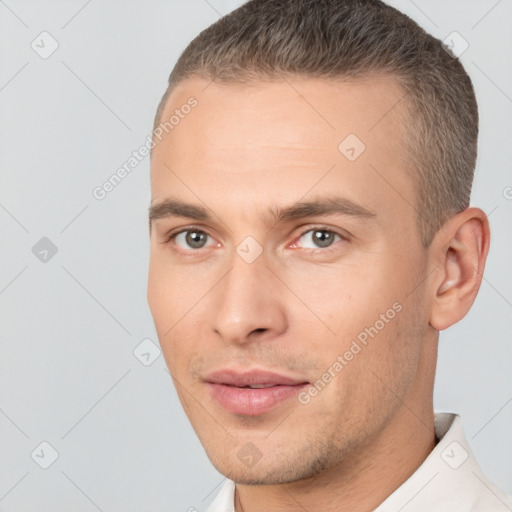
[204,369,310,416]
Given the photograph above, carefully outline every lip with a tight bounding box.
[204,369,309,416]
[205,369,308,387]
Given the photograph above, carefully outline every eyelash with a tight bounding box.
[161,225,347,255]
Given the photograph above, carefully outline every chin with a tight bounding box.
[207,448,334,486]
[218,467,296,486]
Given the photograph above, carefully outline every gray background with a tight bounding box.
[0,0,511,510]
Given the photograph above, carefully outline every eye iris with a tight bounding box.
[313,230,334,248]
[186,231,206,248]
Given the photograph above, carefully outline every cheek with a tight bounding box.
[156,323,192,380]
[284,255,422,390]
[287,260,397,334]
[147,273,170,334]
[148,260,183,368]
[148,272,206,373]
[147,252,199,329]
[312,304,422,433]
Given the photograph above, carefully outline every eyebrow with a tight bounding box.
[148,196,376,227]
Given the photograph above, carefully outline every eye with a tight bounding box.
[295,228,342,249]
[173,229,214,250]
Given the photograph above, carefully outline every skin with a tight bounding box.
[147,76,489,511]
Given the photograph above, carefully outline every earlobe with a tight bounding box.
[429,208,490,331]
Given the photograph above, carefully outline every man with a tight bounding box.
[147,0,512,510]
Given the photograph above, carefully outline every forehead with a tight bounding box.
[156,76,407,149]
[150,76,414,226]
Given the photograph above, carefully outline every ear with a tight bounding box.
[429,207,490,331]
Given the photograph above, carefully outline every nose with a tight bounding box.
[209,250,288,346]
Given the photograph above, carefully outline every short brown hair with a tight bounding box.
[154,0,478,246]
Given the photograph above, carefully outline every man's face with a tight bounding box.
[148,77,433,484]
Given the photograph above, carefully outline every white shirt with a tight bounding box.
[206,413,512,511]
